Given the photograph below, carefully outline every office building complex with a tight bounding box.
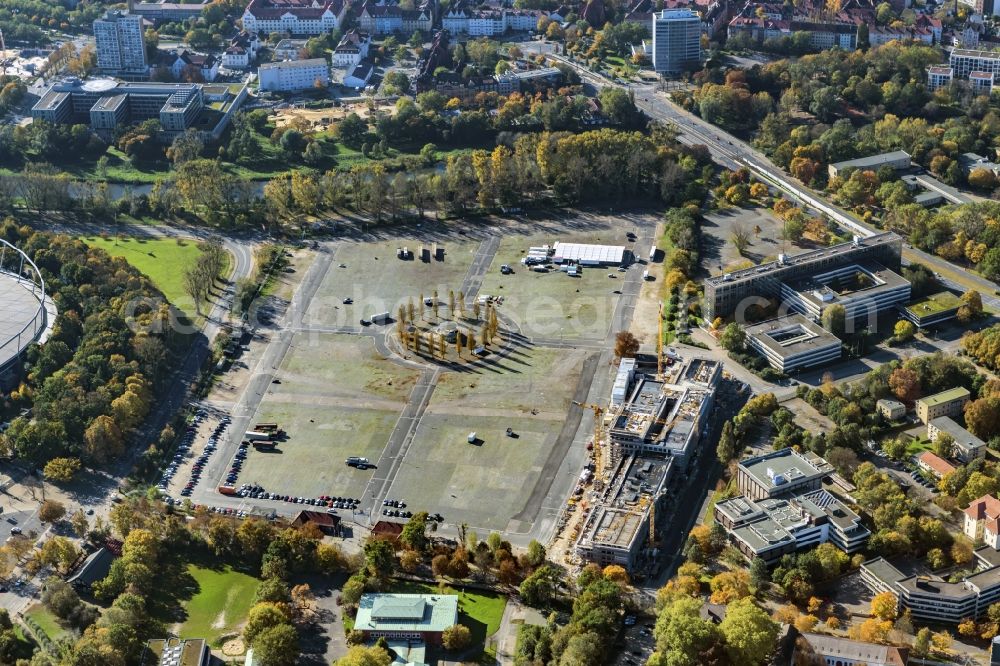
[31,79,247,140]
[94,11,148,76]
[651,9,702,74]
[916,387,971,424]
[950,49,1000,80]
[715,488,869,563]
[257,58,330,91]
[736,448,833,502]
[778,261,910,327]
[702,232,904,321]
[744,314,842,372]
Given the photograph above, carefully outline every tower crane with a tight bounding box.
[657,302,664,380]
[573,401,606,478]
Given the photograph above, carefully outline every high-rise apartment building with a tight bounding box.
[93,10,148,75]
[651,9,702,74]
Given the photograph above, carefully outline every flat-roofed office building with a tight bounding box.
[745,314,842,372]
[736,448,833,502]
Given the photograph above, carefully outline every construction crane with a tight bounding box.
[657,303,664,380]
[573,401,605,478]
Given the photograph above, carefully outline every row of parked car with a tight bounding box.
[234,484,362,510]
[163,414,230,498]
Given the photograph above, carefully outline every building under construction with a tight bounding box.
[574,454,673,569]
[607,357,720,466]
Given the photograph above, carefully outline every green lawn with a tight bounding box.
[906,437,933,458]
[82,236,211,314]
[24,605,68,642]
[176,564,259,647]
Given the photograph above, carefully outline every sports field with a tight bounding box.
[237,333,420,499]
[82,236,212,314]
[176,564,258,647]
[477,233,623,340]
[308,239,479,326]
[386,346,589,531]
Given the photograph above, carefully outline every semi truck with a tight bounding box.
[245,430,274,442]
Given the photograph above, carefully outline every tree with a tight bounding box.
[870,591,898,621]
[958,290,984,323]
[244,603,291,644]
[709,570,751,604]
[719,598,779,665]
[39,500,66,524]
[893,319,915,342]
[364,539,395,578]
[526,540,546,568]
[252,623,299,666]
[442,623,472,650]
[889,367,921,403]
[719,322,745,353]
[857,618,892,644]
[821,304,846,338]
[43,457,81,482]
[933,432,955,459]
[913,626,932,657]
[717,420,740,464]
[965,397,1000,440]
[603,565,630,585]
[335,646,392,666]
[730,222,752,254]
[652,597,721,666]
[749,557,769,592]
[614,331,640,360]
[400,512,429,552]
[519,565,558,607]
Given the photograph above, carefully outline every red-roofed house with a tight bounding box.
[242,0,347,35]
[292,510,342,535]
[370,520,404,543]
[916,451,956,479]
[964,495,1000,548]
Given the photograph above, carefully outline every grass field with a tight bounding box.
[309,239,479,326]
[24,605,68,642]
[477,233,623,340]
[176,564,259,647]
[906,437,933,458]
[237,333,420,498]
[82,236,209,314]
[388,346,589,531]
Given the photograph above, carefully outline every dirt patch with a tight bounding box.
[221,637,246,656]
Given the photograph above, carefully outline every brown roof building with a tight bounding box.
[371,520,404,542]
[292,510,342,535]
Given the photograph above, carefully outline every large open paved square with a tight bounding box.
[478,231,629,341]
[307,238,480,326]
[384,345,594,532]
[236,333,421,499]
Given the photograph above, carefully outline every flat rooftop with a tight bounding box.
[786,262,909,309]
[143,638,207,666]
[578,454,672,549]
[862,557,906,586]
[740,448,832,493]
[705,232,903,286]
[354,594,458,633]
[746,314,840,360]
[551,242,626,265]
[918,387,971,407]
[903,291,961,317]
[952,48,1000,58]
[259,57,329,71]
[829,150,911,172]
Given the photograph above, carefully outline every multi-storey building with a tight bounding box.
[965,495,1000,547]
[972,70,995,95]
[170,50,219,82]
[735,448,832,502]
[929,416,986,462]
[916,451,956,480]
[928,65,955,91]
[258,58,330,91]
[94,10,148,76]
[651,9,702,74]
[916,387,971,424]
[744,314,842,372]
[241,0,347,35]
[715,488,869,563]
[333,30,371,69]
[702,232,904,321]
[951,49,1000,80]
[223,32,260,69]
[778,261,911,328]
[358,1,434,34]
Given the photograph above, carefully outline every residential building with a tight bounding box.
[965,495,1000,547]
[928,416,986,462]
[714,488,870,563]
[273,39,308,61]
[793,632,909,666]
[343,59,375,89]
[828,150,912,179]
[928,65,954,91]
[141,638,209,666]
[744,314,842,373]
[358,2,434,35]
[354,594,458,644]
[972,70,995,94]
[778,261,911,328]
[132,1,212,22]
[916,387,971,424]
[575,454,674,569]
[258,58,330,91]
[950,48,1000,79]
[735,448,832,502]
[651,9,702,74]
[241,0,347,35]
[170,50,219,82]
[702,232,904,321]
[876,399,906,421]
[333,30,371,68]
[94,10,148,76]
[32,79,248,140]
[607,358,719,465]
[223,32,260,69]
[916,451,956,480]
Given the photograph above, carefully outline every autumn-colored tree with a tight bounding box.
[603,565,629,585]
[888,367,921,403]
[856,618,892,644]
[39,499,66,524]
[870,591,898,621]
[43,457,81,483]
[958,290,984,323]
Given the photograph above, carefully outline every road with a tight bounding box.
[524,44,1000,309]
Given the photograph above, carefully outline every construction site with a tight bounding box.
[556,354,721,575]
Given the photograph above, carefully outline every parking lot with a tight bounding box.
[699,205,799,276]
